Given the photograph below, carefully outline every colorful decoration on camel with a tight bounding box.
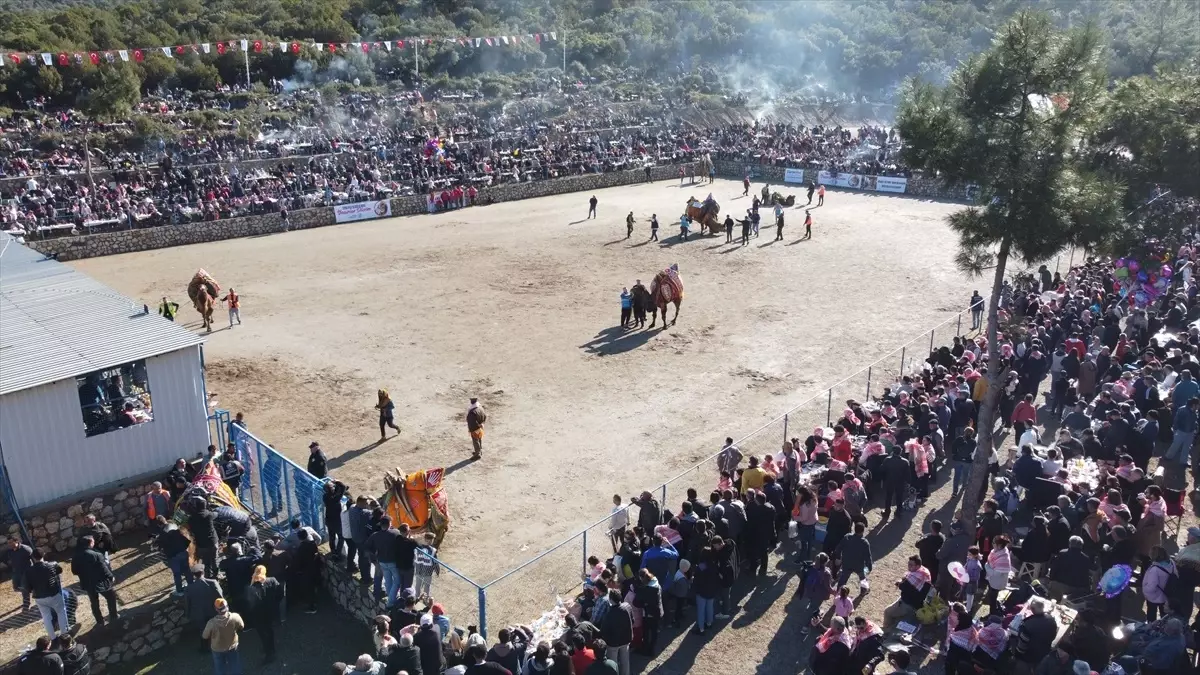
[1112,239,1172,308]
[380,467,450,546]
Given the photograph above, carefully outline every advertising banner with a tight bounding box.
[334,200,392,223]
[873,176,908,193]
[782,167,806,184]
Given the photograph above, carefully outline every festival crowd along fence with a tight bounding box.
[478,305,979,631]
[229,305,979,636]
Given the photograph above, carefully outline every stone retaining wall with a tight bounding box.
[320,555,385,627]
[0,480,157,564]
[25,161,968,262]
[0,596,187,675]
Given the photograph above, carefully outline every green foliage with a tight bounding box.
[897,10,1128,534]
[1091,66,1200,200]
[0,1,1196,108]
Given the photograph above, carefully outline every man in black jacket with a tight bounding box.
[835,521,873,588]
[72,535,119,626]
[385,631,423,675]
[289,529,321,614]
[17,636,62,675]
[414,616,446,675]
[880,449,911,520]
[26,549,70,640]
[58,634,90,675]
[1013,599,1057,667]
[1045,536,1095,599]
[745,491,776,577]
[245,566,283,663]
[77,515,116,559]
[156,517,194,596]
[599,590,633,675]
[3,537,34,610]
[188,505,219,577]
[365,516,405,606]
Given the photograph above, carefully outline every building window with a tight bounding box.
[77,360,152,437]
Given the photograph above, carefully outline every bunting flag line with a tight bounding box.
[0,30,559,68]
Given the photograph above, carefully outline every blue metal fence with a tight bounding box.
[228,424,327,537]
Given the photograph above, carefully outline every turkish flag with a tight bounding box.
[291,42,301,54]
[253,40,263,53]
[396,40,405,49]
[217,42,226,55]
[57,53,69,66]
[89,52,100,65]
[535,33,542,43]
[134,49,145,62]
[175,45,185,55]
[360,42,370,53]
[328,43,337,53]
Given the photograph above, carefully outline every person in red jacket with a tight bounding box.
[1011,393,1038,427]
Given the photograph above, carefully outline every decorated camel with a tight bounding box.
[685,198,723,235]
[381,466,450,547]
[187,269,220,332]
[648,264,683,329]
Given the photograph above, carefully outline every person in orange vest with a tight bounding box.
[144,481,172,535]
[221,288,241,328]
[804,210,814,240]
[817,184,826,206]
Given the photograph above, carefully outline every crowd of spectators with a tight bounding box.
[1,83,910,240]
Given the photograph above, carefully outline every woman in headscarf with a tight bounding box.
[375,389,400,440]
[245,565,283,663]
[807,616,852,675]
[944,602,977,674]
[974,615,1009,669]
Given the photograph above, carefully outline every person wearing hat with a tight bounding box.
[415,610,447,675]
[347,654,384,674]
[306,441,328,479]
[244,564,283,663]
[202,597,244,673]
[467,397,487,460]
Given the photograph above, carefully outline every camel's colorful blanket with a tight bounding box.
[381,468,449,543]
[187,269,221,304]
[651,266,684,305]
[172,459,245,526]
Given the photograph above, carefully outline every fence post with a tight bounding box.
[255,438,264,515]
[660,484,667,509]
[957,313,962,337]
[282,457,294,528]
[782,414,789,445]
[826,389,833,426]
[582,530,588,579]
[929,328,935,354]
[900,346,906,377]
[478,586,488,640]
[866,366,872,400]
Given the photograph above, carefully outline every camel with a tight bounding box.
[187,269,221,332]
[685,199,723,235]
[381,467,450,547]
[648,264,683,329]
[193,287,215,332]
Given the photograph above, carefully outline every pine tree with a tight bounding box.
[896,11,1124,531]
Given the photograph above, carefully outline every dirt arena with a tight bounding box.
[76,179,971,580]
[75,178,978,670]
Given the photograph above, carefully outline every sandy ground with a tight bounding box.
[66,179,1016,672]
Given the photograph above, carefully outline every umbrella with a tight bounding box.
[947,562,970,585]
[1098,564,1134,598]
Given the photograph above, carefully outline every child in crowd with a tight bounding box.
[414,532,440,598]
[964,547,983,612]
[832,586,855,620]
[608,495,628,552]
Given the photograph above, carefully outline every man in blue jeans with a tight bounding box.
[1165,397,1200,465]
[951,428,978,494]
[365,516,404,606]
[156,516,194,595]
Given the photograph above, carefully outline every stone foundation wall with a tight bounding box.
[0,597,187,675]
[24,161,969,262]
[28,206,333,260]
[0,481,157,565]
[320,555,385,627]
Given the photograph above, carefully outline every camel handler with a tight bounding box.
[158,297,180,322]
[467,398,488,460]
[221,288,241,328]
